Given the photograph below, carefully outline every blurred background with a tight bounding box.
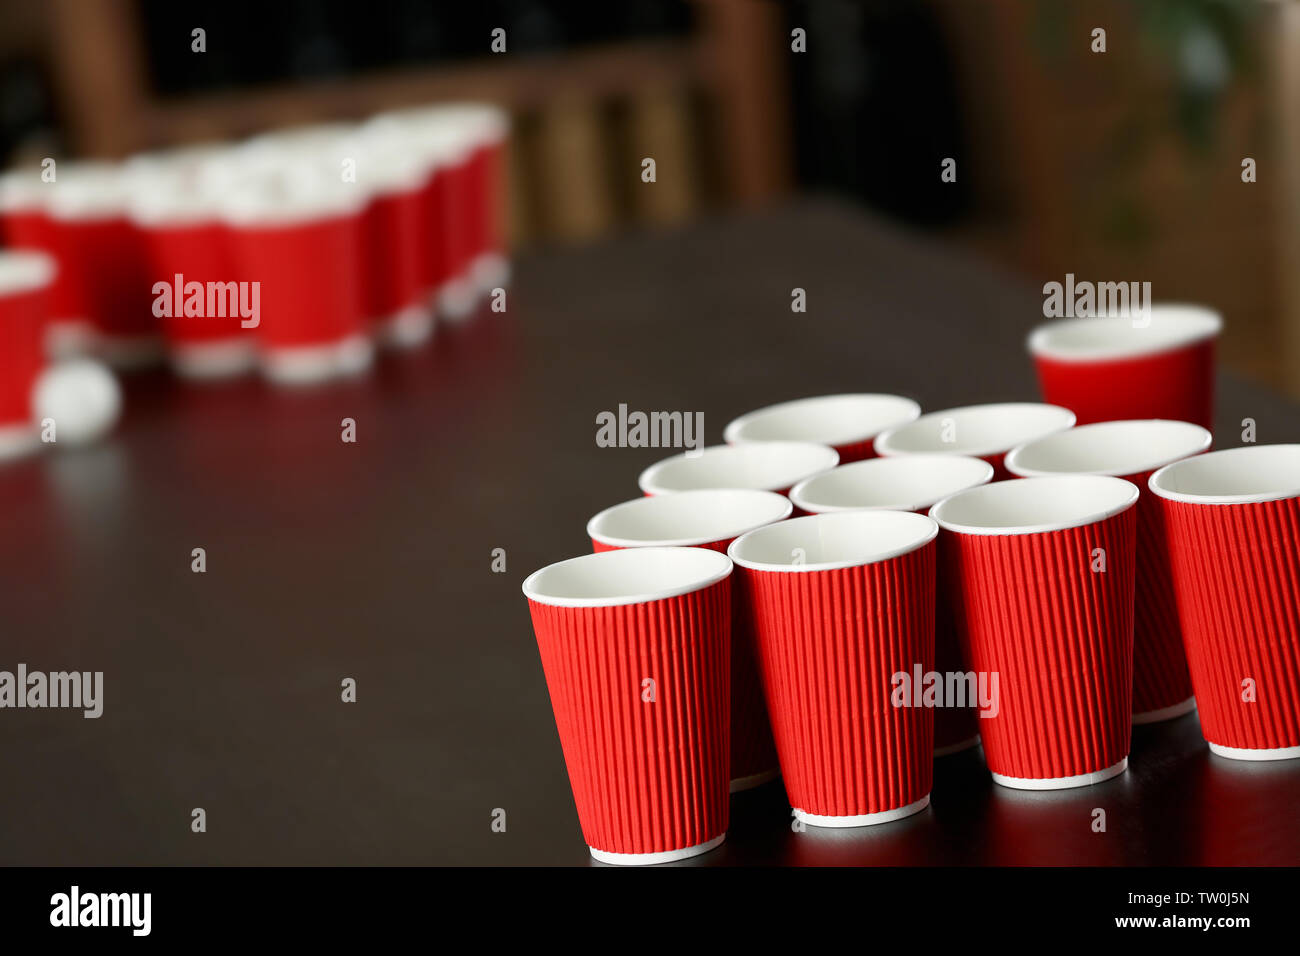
[0,0,1296,396]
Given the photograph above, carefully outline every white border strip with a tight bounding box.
[589,832,726,866]
[991,756,1128,791]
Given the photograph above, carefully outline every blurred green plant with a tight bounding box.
[1031,0,1261,244]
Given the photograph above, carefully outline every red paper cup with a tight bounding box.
[1148,445,1300,761]
[467,115,510,293]
[874,402,1075,479]
[422,104,510,294]
[368,107,482,322]
[638,442,838,498]
[1028,305,1221,431]
[790,454,994,754]
[47,162,161,369]
[126,151,257,380]
[1,169,93,358]
[587,488,792,790]
[723,393,921,464]
[220,164,371,385]
[357,150,435,349]
[931,475,1139,789]
[0,250,54,460]
[244,123,435,350]
[1005,420,1213,722]
[729,510,938,826]
[524,546,733,864]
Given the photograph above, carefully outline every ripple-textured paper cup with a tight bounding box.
[874,402,1075,479]
[789,454,994,754]
[1149,445,1300,761]
[245,122,434,349]
[0,251,54,460]
[1006,420,1212,722]
[47,162,161,369]
[588,488,792,790]
[368,105,487,321]
[126,148,256,380]
[638,441,838,498]
[931,475,1139,789]
[1028,305,1220,431]
[729,510,938,826]
[524,547,733,864]
[221,163,371,385]
[724,393,921,464]
[0,168,91,358]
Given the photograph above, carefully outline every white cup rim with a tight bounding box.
[1148,444,1300,505]
[0,167,52,211]
[364,108,481,165]
[0,250,57,295]
[522,546,732,608]
[587,488,793,548]
[728,509,938,573]
[218,165,367,226]
[873,403,1075,460]
[930,475,1139,535]
[638,442,839,495]
[723,393,921,448]
[1028,304,1222,363]
[789,454,994,513]
[1005,419,1213,479]
[45,161,132,221]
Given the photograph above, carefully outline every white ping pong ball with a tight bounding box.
[32,359,123,447]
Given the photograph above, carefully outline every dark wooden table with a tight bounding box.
[1,198,1296,865]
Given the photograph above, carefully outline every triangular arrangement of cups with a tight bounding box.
[524,305,1299,865]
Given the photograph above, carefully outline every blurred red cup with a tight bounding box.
[1005,420,1212,723]
[430,104,510,294]
[125,149,257,380]
[790,454,994,755]
[220,164,371,385]
[729,510,938,826]
[1,169,93,359]
[356,139,436,349]
[1148,445,1300,761]
[587,488,792,791]
[1028,305,1221,431]
[931,475,1139,789]
[0,250,54,460]
[874,402,1075,479]
[723,393,921,464]
[524,546,733,864]
[638,441,838,498]
[368,107,481,322]
[244,123,434,350]
[46,162,161,369]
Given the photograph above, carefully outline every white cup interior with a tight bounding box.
[780,455,993,515]
[789,454,994,513]
[366,108,480,165]
[724,393,920,447]
[0,251,56,295]
[1028,304,1222,362]
[46,161,132,220]
[522,546,732,608]
[639,442,839,495]
[1148,445,1300,505]
[588,489,792,547]
[1006,420,1212,479]
[0,167,51,211]
[219,162,366,226]
[931,475,1139,535]
[874,403,1075,459]
[729,509,937,572]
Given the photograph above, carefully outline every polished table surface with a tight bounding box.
[1,198,1297,866]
